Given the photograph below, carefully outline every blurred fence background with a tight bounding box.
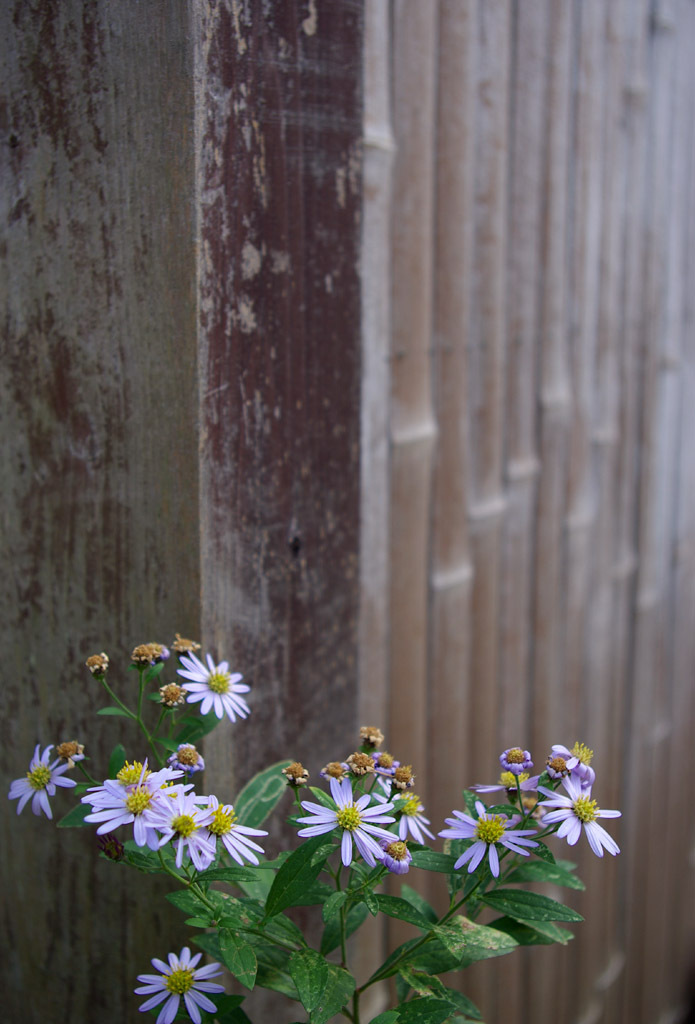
[2,2,695,1022]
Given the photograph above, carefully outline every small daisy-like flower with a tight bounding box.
[55,740,85,768]
[379,838,412,874]
[545,754,571,780]
[85,652,109,676]
[537,776,620,857]
[550,742,595,787]
[393,792,435,844]
[282,761,310,787]
[132,643,167,666]
[171,633,201,655]
[296,777,396,868]
[148,789,216,870]
[499,747,534,776]
[205,794,268,865]
[177,652,250,722]
[392,764,415,791]
[8,744,77,819]
[439,799,539,877]
[167,744,205,775]
[82,762,184,849]
[135,946,225,1024]
[360,726,385,749]
[371,751,399,775]
[159,682,187,707]
[472,770,541,794]
[346,751,375,776]
[320,761,349,781]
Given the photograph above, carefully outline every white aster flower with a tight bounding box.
[205,794,268,865]
[82,762,185,849]
[537,775,620,857]
[8,744,76,819]
[134,946,225,1024]
[296,777,396,867]
[177,651,250,722]
[392,792,435,843]
[148,788,217,871]
[439,799,539,877]
[549,742,595,788]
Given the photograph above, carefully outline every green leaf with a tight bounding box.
[369,1014,400,1024]
[375,894,432,930]
[123,843,163,874]
[71,783,91,796]
[434,917,518,966]
[306,785,337,809]
[165,889,213,922]
[219,927,258,989]
[504,859,585,890]
[265,835,329,918]
[321,902,368,955]
[262,911,306,950]
[481,888,583,922]
[409,849,459,873]
[289,949,329,1014]
[174,709,220,744]
[211,993,254,1024]
[154,736,180,752]
[322,889,348,923]
[144,661,165,682]
[290,881,335,907]
[491,916,574,946]
[361,888,379,916]
[195,866,258,885]
[97,706,134,718]
[238,867,276,902]
[108,743,127,777]
[366,937,423,982]
[396,996,461,1024]
[532,841,556,864]
[400,884,439,924]
[234,760,293,830]
[397,969,481,1020]
[56,802,93,828]
[311,964,355,1024]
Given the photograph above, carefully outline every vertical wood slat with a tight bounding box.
[389,0,438,804]
[1,3,199,1020]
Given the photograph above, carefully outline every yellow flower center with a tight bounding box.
[176,746,200,767]
[385,840,408,861]
[506,748,525,764]
[500,771,529,788]
[208,671,230,695]
[399,794,421,816]
[125,786,154,815]
[336,805,362,832]
[376,752,395,768]
[571,741,594,766]
[27,765,52,790]
[208,806,237,835]
[165,967,195,995]
[117,761,148,785]
[475,815,507,844]
[573,795,599,823]
[172,814,197,838]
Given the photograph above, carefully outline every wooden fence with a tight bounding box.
[2,2,694,1022]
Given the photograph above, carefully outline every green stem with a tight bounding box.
[76,760,99,786]
[100,679,137,719]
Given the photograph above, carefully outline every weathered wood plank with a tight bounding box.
[0,2,199,1020]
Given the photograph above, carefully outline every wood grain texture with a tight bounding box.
[1,2,199,1021]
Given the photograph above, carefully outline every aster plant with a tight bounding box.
[8,635,622,1024]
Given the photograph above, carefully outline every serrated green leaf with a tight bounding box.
[376,894,432,930]
[195,866,258,885]
[322,889,348,923]
[400,884,439,924]
[434,917,518,966]
[289,949,329,1014]
[97,706,135,718]
[491,915,574,946]
[56,802,93,828]
[396,996,460,1024]
[504,859,585,890]
[482,888,583,922]
[311,964,355,1024]
[532,841,556,864]
[234,760,293,830]
[219,927,258,989]
[410,849,458,873]
[265,835,328,918]
[108,743,127,777]
[321,902,369,955]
